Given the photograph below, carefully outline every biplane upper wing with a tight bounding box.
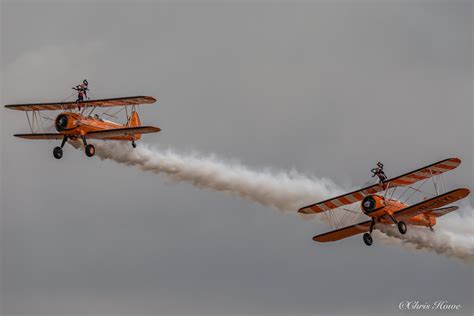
[298,158,461,214]
[14,133,65,140]
[312,188,469,243]
[86,126,161,139]
[4,96,156,111]
[393,188,469,221]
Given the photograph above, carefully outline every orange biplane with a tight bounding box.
[5,96,161,159]
[299,158,470,246]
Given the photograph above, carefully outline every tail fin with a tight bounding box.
[128,111,141,127]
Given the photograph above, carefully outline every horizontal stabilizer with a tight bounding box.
[427,206,459,217]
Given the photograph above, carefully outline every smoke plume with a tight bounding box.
[70,141,341,213]
[375,209,474,263]
[71,141,473,263]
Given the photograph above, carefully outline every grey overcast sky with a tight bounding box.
[1,1,473,316]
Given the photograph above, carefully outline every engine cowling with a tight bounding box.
[55,113,77,132]
[361,195,386,215]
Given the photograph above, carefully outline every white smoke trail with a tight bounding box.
[71,141,473,263]
[70,141,342,213]
[375,208,474,263]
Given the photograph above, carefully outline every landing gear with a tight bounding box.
[81,135,95,157]
[53,136,68,159]
[388,214,407,235]
[132,140,137,148]
[397,221,407,234]
[363,233,373,246]
[85,144,95,157]
[53,147,63,159]
[429,225,435,232]
[362,218,376,246]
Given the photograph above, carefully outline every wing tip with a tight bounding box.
[312,235,331,243]
[13,133,34,138]
[460,188,470,197]
[143,96,157,104]
[5,105,24,111]
[142,126,161,133]
[450,157,462,164]
[298,207,319,214]
[298,206,324,214]
[451,187,470,198]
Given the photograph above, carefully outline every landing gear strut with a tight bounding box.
[132,140,137,148]
[53,136,68,159]
[81,135,95,157]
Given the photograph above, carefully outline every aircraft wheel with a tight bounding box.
[363,233,373,246]
[132,141,137,148]
[397,221,407,234]
[85,144,95,157]
[53,146,63,159]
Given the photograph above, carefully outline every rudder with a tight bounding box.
[129,111,141,127]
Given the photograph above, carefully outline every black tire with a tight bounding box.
[85,144,95,157]
[53,146,63,159]
[363,233,373,246]
[397,221,407,234]
[132,141,137,148]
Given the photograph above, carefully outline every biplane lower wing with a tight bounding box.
[312,188,469,242]
[14,126,161,140]
[393,188,469,221]
[313,220,372,242]
[86,126,161,139]
[299,158,461,214]
[14,133,65,140]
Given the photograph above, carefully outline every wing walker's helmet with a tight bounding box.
[377,162,383,169]
[83,79,88,86]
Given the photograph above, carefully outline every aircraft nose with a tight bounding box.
[55,114,69,131]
